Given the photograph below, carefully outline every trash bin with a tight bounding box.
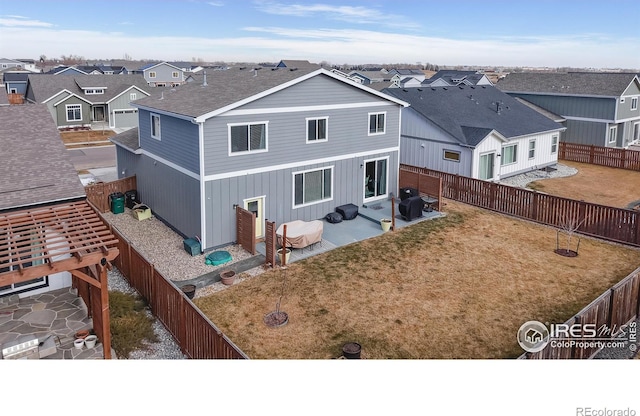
[125,190,138,209]
[109,192,125,214]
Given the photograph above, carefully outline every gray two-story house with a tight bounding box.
[497,72,640,148]
[111,67,408,250]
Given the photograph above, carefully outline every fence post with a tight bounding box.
[531,191,539,222]
[454,174,460,200]
[589,145,595,164]
[578,200,587,232]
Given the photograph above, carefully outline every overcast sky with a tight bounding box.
[1,0,639,69]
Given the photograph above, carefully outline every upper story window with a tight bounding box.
[306,117,328,143]
[172,71,179,78]
[149,71,157,78]
[229,122,268,154]
[84,89,104,95]
[66,104,82,122]
[151,114,161,140]
[130,92,137,101]
[632,97,638,111]
[501,143,517,165]
[368,112,386,135]
[528,139,536,159]
[551,135,558,154]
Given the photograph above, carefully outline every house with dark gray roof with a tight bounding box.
[25,74,152,129]
[423,70,493,87]
[497,72,640,148]
[3,72,30,95]
[112,67,408,250]
[383,85,565,181]
[0,104,88,297]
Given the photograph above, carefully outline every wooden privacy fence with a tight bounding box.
[520,266,640,359]
[400,165,640,247]
[559,142,640,171]
[85,176,137,213]
[236,206,256,255]
[398,169,443,211]
[108,224,248,359]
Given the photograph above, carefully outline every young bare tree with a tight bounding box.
[555,210,588,256]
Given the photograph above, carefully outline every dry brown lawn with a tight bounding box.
[195,200,640,359]
[60,130,115,148]
[528,161,640,208]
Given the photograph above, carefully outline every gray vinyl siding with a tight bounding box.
[203,104,399,175]
[399,108,472,175]
[507,93,616,120]
[203,151,399,248]
[563,119,607,146]
[109,88,146,128]
[618,82,640,120]
[144,64,184,85]
[6,82,27,95]
[54,96,90,127]
[138,109,199,173]
[116,146,200,239]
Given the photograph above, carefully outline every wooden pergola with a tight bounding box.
[0,201,119,358]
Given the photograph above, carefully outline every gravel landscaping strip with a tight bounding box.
[498,163,578,189]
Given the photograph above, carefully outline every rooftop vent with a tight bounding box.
[202,71,207,86]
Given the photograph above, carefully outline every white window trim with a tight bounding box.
[633,122,640,143]
[150,113,161,140]
[551,135,558,154]
[292,166,334,209]
[172,71,179,78]
[149,71,157,78]
[609,126,617,143]
[306,117,329,143]
[227,121,269,156]
[363,156,390,202]
[65,104,82,122]
[528,139,536,159]
[368,111,386,136]
[130,92,137,101]
[500,143,518,166]
[9,88,17,94]
[631,97,638,111]
[443,149,461,162]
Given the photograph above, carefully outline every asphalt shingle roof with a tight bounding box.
[132,66,320,118]
[496,72,640,97]
[110,127,139,151]
[0,104,86,210]
[383,85,564,147]
[27,74,152,103]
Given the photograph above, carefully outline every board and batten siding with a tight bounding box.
[563,119,607,146]
[116,146,201,240]
[618,81,640,121]
[54,95,90,127]
[138,109,199,173]
[507,93,616,121]
[203,152,398,248]
[496,131,559,179]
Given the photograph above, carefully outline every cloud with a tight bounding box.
[0,16,53,27]
[253,1,421,29]
[207,1,224,6]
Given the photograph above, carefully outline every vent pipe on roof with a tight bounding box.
[203,71,207,86]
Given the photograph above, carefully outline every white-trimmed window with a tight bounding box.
[501,143,517,165]
[9,87,17,94]
[66,104,82,122]
[306,117,328,143]
[632,97,638,111]
[633,122,640,142]
[528,139,536,159]
[368,112,386,135]
[609,126,617,144]
[149,71,157,78]
[172,71,179,78]
[293,167,333,207]
[551,135,558,154]
[151,114,161,140]
[84,89,104,95]
[443,150,460,162]
[229,122,268,154]
[130,92,137,101]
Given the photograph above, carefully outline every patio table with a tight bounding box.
[276,220,323,249]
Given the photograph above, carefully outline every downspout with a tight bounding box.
[196,120,207,250]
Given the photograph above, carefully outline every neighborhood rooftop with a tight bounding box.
[0,104,86,210]
[383,85,564,146]
[26,74,151,103]
[496,72,640,97]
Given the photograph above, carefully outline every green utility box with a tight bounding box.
[183,238,201,256]
[109,192,125,214]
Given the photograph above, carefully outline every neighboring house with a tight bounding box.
[112,67,408,250]
[383,85,565,181]
[0,57,38,72]
[45,65,89,75]
[423,70,493,87]
[275,59,316,69]
[139,62,186,87]
[388,69,426,82]
[3,72,29,95]
[25,74,152,129]
[0,104,86,297]
[347,70,393,86]
[497,72,640,148]
[0,87,9,106]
